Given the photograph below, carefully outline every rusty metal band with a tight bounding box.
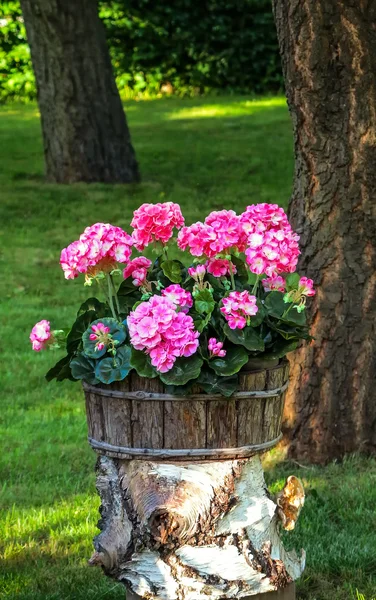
[88,433,283,459]
[82,380,288,401]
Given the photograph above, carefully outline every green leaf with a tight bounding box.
[197,369,238,397]
[230,255,249,282]
[95,345,132,384]
[248,301,266,327]
[66,310,97,355]
[77,297,108,318]
[118,278,138,296]
[193,312,212,333]
[130,348,158,378]
[82,318,127,359]
[224,324,265,352]
[160,355,203,386]
[70,353,99,385]
[264,291,287,318]
[285,273,301,291]
[45,355,74,382]
[209,345,249,376]
[161,260,183,283]
[164,382,195,396]
[194,288,215,315]
[261,339,299,360]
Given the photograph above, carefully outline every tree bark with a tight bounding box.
[272,0,376,462]
[20,0,139,183]
[89,455,304,599]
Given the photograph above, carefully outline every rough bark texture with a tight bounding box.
[20,0,139,183]
[272,0,376,462]
[89,455,304,599]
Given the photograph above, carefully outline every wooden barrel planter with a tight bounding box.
[83,359,289,461]
[85,358,304,600]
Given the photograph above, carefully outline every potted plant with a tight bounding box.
[30,202,312,599]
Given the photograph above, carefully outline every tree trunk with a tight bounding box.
[89,455,304,599]
[20,0,139,183]
[272,0,376,462]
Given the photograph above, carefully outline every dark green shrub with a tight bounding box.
[0,0,282,102]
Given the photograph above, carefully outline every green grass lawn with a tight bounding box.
[0,96,375,600]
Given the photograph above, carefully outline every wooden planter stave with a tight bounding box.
[84,359,289,460]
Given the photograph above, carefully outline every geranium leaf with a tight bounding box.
[66,310,97,355]
[161,260,183,283]
[224,324,265,351]
[197,368,238,397]
[194,288,215,315]
[208,345,249,376]
[130,348,158,378]
[45,355,74,382]
[77,297,108,318]
[285,273,301,291]
[95,345,132,384]
[160,355,203,386]
[70,353,99,385]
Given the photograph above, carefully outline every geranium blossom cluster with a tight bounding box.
[221,291,258,330]
[240,204,300,276]
[60,222,133,280]
[128,296,199,372]
[131,202,184,251]
[262,275,286,292]
[206,258,236,278]
[123,257,152,287]
[30,320,52,351]
[161,285,193,312]
[208,338,226,358]
[178,210,244,258]
[89,322,111,352]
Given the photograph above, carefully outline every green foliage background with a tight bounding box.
[0,0,282,101]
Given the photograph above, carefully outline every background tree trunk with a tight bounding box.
[272,0,376,462]
[20,0,139,184]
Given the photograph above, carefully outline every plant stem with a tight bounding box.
[228,261,236,290]
[252,275,260,295]
[281,303,294,319]
[163,245,169,261]
[110,273,121,317]
[106,273,117,320]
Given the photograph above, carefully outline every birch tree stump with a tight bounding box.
[85,360,305,599]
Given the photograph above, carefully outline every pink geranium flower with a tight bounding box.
[240,204,300,276]
[127,295,199,373]
[30,320,52,351]
[123,256,152,287]
[131,202,184,251]
[220,291,258,330]
[299,277,315,297]
[208,337,226,358]
[161,284,193,312]
[89,322,111,352]
[60,223,133,281]
[262,275,286,292]
[178,210,244,258]
[206,259,237,278]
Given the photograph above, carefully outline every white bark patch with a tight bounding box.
[119,550,178,600]
[177,544,274,591]
[216,458,275,537]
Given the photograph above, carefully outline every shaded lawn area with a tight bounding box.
[0,96,375,600]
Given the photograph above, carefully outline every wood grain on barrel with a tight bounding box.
[130,374,164,448]
[164,400,206,449]
[237,370,266,446]
[207,398,237,448]
[84,361,288,454]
